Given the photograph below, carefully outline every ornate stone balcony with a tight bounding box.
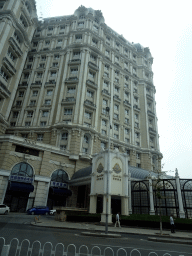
[102,89,111,97]
[88,61,99,71]
[3,57,16,75]
[84,99,96,109]
[65,77,78,84]
[147,110,155,116]
[149,127,156,134]
[62,97,76,105]
[0,81,11,98]
[133,105,140,111]
[123,100,131,107]
[68,59,81,65]
[113,95,121,102]
[9,37,23,57]
[86,80,97,89]
[146,94,153,100]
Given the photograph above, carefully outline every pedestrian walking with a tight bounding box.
[115,212,121,228]
[170,214,175,233]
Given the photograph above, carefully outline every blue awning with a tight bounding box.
[50,187,72,196]
[9,182,34,193]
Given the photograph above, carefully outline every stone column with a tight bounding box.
[95,57,102,128]
[130,79,135,145]
[121,196,129,215]
[175,168,185,218]
[89,195,97,213]
[0,175,9,204]
[34,181,50,206]
[128,172,132,214]
[148,175,155,215]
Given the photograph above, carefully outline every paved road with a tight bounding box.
[0,214,192,256]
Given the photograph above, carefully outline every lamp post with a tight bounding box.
[105,106,110,234]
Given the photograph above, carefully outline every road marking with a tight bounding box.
[91,244,192,254]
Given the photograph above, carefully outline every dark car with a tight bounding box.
[27,206,50,215]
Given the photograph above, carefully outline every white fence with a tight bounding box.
[0,237,172,256]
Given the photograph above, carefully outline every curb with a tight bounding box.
[81,232,121,238]
[31,222,191,240]
[148,237,192,245]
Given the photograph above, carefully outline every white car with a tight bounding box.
[0,204,10,215]
[49,209,56,215]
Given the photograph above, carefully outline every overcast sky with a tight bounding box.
[35,0,192,179]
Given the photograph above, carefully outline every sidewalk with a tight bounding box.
[31,219,192,244]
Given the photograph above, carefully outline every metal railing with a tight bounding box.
[0,237,173,256]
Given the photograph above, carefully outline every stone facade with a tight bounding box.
[0,4,163,211]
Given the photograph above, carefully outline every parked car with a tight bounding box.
[0,204,10,215]
[49,209,56,216]
[27,206,50,215]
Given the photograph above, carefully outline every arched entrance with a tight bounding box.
[4,162,34,212]
[47,169,72,209]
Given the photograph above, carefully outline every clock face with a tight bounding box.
[97,163,104,173]
[113,163,121,174]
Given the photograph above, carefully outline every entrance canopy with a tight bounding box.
[8,182,34,193]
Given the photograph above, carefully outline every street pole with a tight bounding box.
[105,107,110,234]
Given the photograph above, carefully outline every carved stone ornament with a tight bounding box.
[113,163,121,174]
[77,5,87,13]
[95,10,103,18]
[97,163,104,173]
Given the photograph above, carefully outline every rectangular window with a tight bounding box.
[47,90,53,96]
[125,92,129,98]
[45,41,50,45]
[114,124,119,131]
[125,128,129,134]
[16,101,22,106]
[64,109,73,115]
[101,142,106,150]
[18,91,24,97]
[71,68,78,74]
[60,145,66,150]
[41,56,46,61]
[78,22,84,27]
[114,87,119,93]
[37,134,44,141]
[61,133,68,140]
[89,71,95,78]
[45,99,51,105]
[50,71,57,77]
[125,109,129,115]
[39,63,45,68]
[27,65,32,69]
[52,62,58,67]
[76,35,82,41]
[25,122,31,126]
[105,50,109,56]
[13,112,19,118]
[102,119,107,127]
[40,121,46,126]
[82,148,88,153]
[87,90,94,98]
[125,118,129,124]
[90,55,96,61]
[84,111,92,119]
[7,50,16,61]
[125,138,129,143]
[92,38,98,45]
[73,51,80,58]
[24,73,29,79]
[104,81,109,88]
[54,55,59,59]
[32,90,38,96]
[27,111,33,118]
[103,99,107,105]
[48,27,53,31]
[104,72,109,78]
[67,87,76,93]
[114,114,118,119]
[135,132,140,139]
[30,100,36,106]
[37,72,43,78]
[135,114,139,119]
[114,104,119,111]
[114,134,119,139]
[136,153,140,159]
[101,130,106,135]
[42,111,49,117]
[10,122,16,127]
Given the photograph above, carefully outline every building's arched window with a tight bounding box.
[61,132,68,140]
[51,169,69,183]
[11,162,33,177]
[84,135,89,143]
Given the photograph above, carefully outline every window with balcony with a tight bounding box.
[25,122,31,127]
[125,118,129,124]
[42,111,49,117]
[64,109,73,115]
[87,90,94,98]
[90,55,96,62]
[41,56,46,61]
[125,109,129,115]
[57,39,62,44]
[73,51,80,58]
[20,15,28,28]
[67,87,76,93]
[37,134,44,141]
[103,99,107,105]
[27,111,33,118]
[125,128,129,134]
[50,71,57,77]
[0,68,10,82]
[115,70,119,76]
[114,124,119,131]
[104,72,109,78]
[104,81,109,88]
[52,62,58,67]
[89,70,95,79]
[14,32,21,44]
[13,112,19,118]
[18,91,24,97]
[102,119,107,126]
[135,122,139,128]
[7,49,16,62]
[71,68,78,75]
[114,113,119,120]
[40,121,46,126]
[39,63,45,68]
[45,99,51,105]
[84,111,92,119]
[48,27,53,31]
[125,91,129,98]
[78,22,84,28]
[37,72,43,78]
[101,141,106,150]
[61,132,68,140]
[135,132,140,139]
[75,35,82,42]
[30,100,36,106]
[32,90,38,96]
[114,104,119,111]
[92,38,98,45]
[16,101,22,106]
[114,87,119,94]
[54,55,59,59]
[60,25,65,30]
[135,114,139,120]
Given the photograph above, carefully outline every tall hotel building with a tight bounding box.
[0,2,162,212]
